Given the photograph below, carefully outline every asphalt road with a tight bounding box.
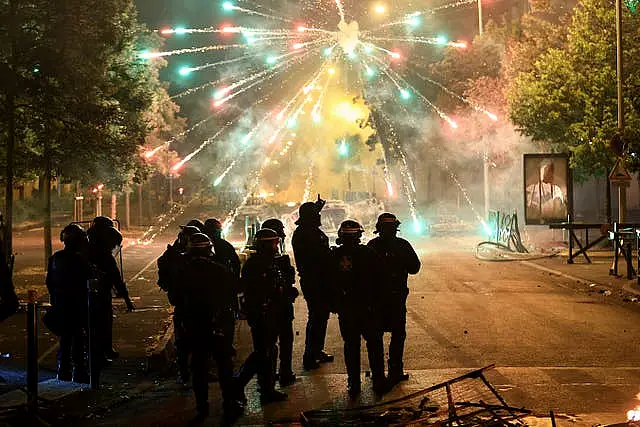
[4,232,640,426]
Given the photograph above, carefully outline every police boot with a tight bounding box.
[388,360,409,384]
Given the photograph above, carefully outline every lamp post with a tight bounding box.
[615,0,626,223]
[478,0,484,35]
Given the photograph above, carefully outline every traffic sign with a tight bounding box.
[609,158,632,185]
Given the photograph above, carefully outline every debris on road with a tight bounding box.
[301,365,530,426]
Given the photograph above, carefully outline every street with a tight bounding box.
[3,233,637,425]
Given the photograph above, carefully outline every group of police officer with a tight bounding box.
[45,216,134,385]
[158,195,420,423]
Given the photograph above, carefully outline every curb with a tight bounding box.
[522,260,640,298]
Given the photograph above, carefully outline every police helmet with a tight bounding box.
[204,218,222,232]
[60,223,87,246]
[91,216,114,229]
[375,213,401,234]
[254,228,280,248]
[88,225,122,250]
[295,202,320,225]
[184,219,205,232]
[337,220,364,245]
[188,233,213,251]
[261,219,285,238]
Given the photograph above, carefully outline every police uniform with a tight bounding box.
[235,229,288,403]
[367,214,420,382]
[291,202,333,369]
[87,225,132,363]
[157,226,199,383]
[177,233,240,419]
[332,221,386,396]
[46,224,91,382]
[204,218,241,355]
[261,219,298,386]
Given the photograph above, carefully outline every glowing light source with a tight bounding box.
[323,47,333,57]
[365,66,376,77]
[400,89,411,100]
[328,67,336,75]
[338,140,349,157]
[178,66,192,76]
[266,56,278,65]
[487,112,498,121]
[390,51,401,59]
[287,117,297,128]
[174,27,187,35]
[222,2,234,11]
[297,25,307,32]
[452,40,468,49]
[293,42,304,50]
[407,16,421,27]
[412,218,423,234]
[374,4,386,14]
[435,35,448,45]
[628,408,640,422]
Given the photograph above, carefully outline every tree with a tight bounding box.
[0,0,183,263]
[508,0,640,178]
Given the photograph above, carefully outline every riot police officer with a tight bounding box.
[235,228,288,404]
[177,233,243,421]
[367,213,421,384]
[46,223,91,383]
[332,220,387,397]
[157,224,200,384]
[291,195,334,370]
[204,218,241,354]
[87,217,134,364]
[261,218,298,387]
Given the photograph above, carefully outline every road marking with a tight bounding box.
[38,342,59,363]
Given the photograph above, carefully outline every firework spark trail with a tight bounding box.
[276,58,332,123]
[360,41,398,58]
[172,126,230,171]
[213,112,275,186]
[140,44,248,59]
[301,163,314,203]
[394,100,488,227]
[372,0,477,30]
[237,0,297,20]
[335,0,346,21]
[370,53,459,129]
[145,115,217,158]
[413,70,498,121]
[215,49,317,107]
[363,36,468,49]
[221,169,264,236]
[220,27,296,35]
[311,72,332,120]
[377,106,417,193]
[182,53,263,73]
[225,3,295,23]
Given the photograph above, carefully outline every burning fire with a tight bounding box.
[629,407,640,422]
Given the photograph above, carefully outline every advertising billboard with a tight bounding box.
[524,154,571,225]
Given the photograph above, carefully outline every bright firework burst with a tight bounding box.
[144,0,499,231]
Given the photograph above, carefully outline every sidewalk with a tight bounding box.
[525,249,640,302]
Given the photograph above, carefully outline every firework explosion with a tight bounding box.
[142,0,498,233]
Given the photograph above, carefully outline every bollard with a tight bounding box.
[26,290,38,414]
[87,278,100,390]
[626,242,634,280]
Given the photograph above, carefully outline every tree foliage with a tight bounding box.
[508,0,640,179]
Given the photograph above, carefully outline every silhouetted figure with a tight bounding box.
[292,195,334,370]
[204,218,241,354]
[332,220,387,397]
[235,228,288,404]
[0,215,18,323]
[261,218,298,387]
[177,233,243,422]
[157,224,200,384]
[46,223,91,383]
[87,217,134,364]
[367,213,420,384]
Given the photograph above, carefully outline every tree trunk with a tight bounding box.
[605,176,612,224]
[4,0,17,262]
[43,153,53,268]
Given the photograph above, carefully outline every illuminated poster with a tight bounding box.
[524,154,571,225]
